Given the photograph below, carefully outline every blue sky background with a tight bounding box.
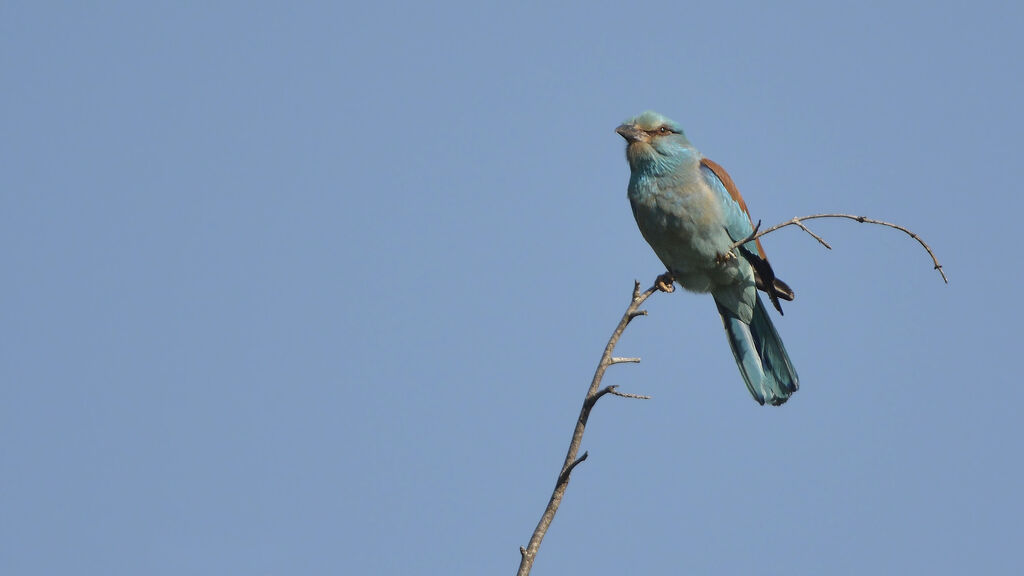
[3,2,1021,574]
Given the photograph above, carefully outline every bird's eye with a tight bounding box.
[658,126,670,134]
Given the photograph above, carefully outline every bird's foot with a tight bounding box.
[715,251,737,265]
[655,272,675,293]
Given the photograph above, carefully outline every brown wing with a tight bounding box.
[701,157,795,304]
[700,157,767,260]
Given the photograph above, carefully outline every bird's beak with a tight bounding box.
[616,123,646,143]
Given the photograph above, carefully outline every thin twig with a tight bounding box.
[558,452,589,484]
[604,385,653,400]
[731,213,947,283]
[516,280,658,576]
[792,220,832,249]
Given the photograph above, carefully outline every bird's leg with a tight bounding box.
[655,271,676,293]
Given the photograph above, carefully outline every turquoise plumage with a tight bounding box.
[617,111,798,405]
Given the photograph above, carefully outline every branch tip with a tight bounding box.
[793,220,832,249]
[608,388,652,400]
[729,213,947,284]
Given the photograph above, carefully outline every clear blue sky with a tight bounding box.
[3,2,1021,574]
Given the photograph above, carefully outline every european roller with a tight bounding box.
[617,111,798,405]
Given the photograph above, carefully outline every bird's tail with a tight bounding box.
[716,296,799,406]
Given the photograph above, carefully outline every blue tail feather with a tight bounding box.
[715,296,799,406]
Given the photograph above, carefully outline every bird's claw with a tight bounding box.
[715,251,737,265]
[655,272,675,293]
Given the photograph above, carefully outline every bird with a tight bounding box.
[616,111,798,405]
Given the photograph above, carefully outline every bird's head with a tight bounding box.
[616,111,693,173]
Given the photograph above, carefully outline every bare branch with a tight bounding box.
[516,281,658,576]
[558,452,589,484]
[730,213,947,283]
[605,385,652,400]
[517,213,945,574]
[594,384,653,402]
[792,220,832,249]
